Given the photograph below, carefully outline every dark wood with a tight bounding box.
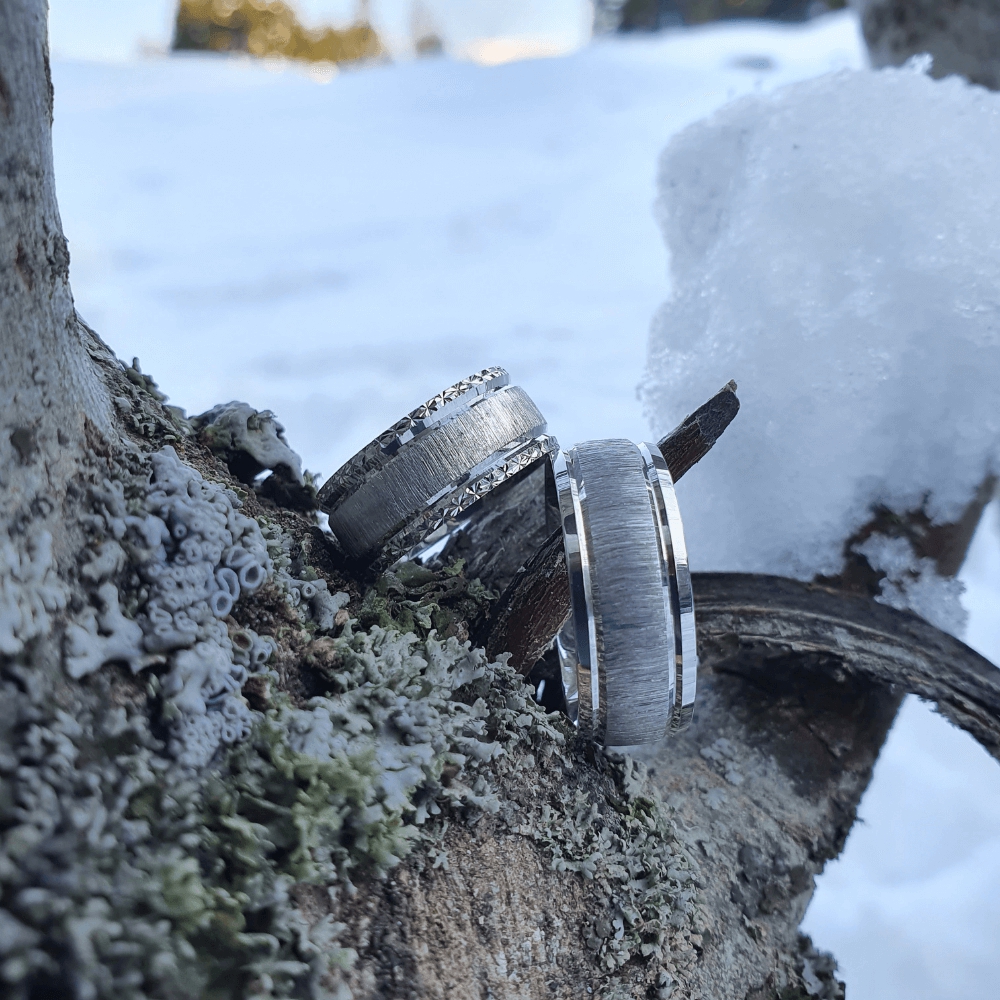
[481,527,569,669]
[816,474,999,597]
[656,378,740,482]
[693,572,1000,760]
[477,380,741,671]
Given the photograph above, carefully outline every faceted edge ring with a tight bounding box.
[318,367,558,562]
[553,438,697,746]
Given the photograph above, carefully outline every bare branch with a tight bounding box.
[694,572,1000,760]
[657,379,740,482]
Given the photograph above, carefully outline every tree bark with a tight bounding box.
[853,0,1000,91]
[1,0,115,515]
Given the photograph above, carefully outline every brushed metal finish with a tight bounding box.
[554,439,698,746]
[318,366,509,510]
[323,377,550,560]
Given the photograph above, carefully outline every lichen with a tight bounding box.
[528,754,697,970]
[64,580,148,678]
[0,529,67,657]
[190,401,318,514]
[0,615,555,997]
[356,558,497,643]
[109,353,189,443]
[70,446,275,769]
[192,402,302,482]
[2,436,694,999]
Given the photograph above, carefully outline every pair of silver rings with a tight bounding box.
[318,368,697,747]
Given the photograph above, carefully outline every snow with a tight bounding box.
[48,11,1000,998]
[644,63,1000,586]
[804,503,1000,1000]
[964,500,1000,659]
[802,694,1000,1000]
[51,13,865,485]
[854,533,967,636]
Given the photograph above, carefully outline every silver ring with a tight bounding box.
[318,368,558,562]
[553,439,697,746]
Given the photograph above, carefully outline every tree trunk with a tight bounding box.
[853,0,1000,91]
[1,0,115,514]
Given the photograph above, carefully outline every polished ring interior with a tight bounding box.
[554,439,697,746]
[318,368,555,561]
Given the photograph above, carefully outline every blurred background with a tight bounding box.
[47,2,1000,997]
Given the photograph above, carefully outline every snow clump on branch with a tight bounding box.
[643,63,1000,625]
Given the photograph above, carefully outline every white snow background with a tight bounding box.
[47,8,1000,998]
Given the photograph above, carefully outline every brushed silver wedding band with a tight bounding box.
[318,367,557,562]
[553,439,697,747]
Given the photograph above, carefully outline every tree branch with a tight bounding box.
[694,571,1000,759]
[633,569,1000,998]
[656,378,740,481]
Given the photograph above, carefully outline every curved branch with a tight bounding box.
[635,571,999,998]
[694,572,1000,760]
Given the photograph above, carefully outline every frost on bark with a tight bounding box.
[2,2,1000,999]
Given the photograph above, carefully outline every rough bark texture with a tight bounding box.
[655,381,740,485]
[694,573,1000,759]
[854,0,1000,90]
[315,572,1000,1000]
[1,0,114,525]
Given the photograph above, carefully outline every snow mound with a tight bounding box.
[643,64,1000,586]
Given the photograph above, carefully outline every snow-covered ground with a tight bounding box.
[50,12,1000,998]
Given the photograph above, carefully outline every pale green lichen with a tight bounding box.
[0,622,529,998]
[529,755,697,970]
[356,558,497,641]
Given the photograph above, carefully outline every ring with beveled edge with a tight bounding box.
[318,367,558,563]
[553,438,697,747]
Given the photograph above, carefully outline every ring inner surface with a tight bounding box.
[383,432,558,568]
